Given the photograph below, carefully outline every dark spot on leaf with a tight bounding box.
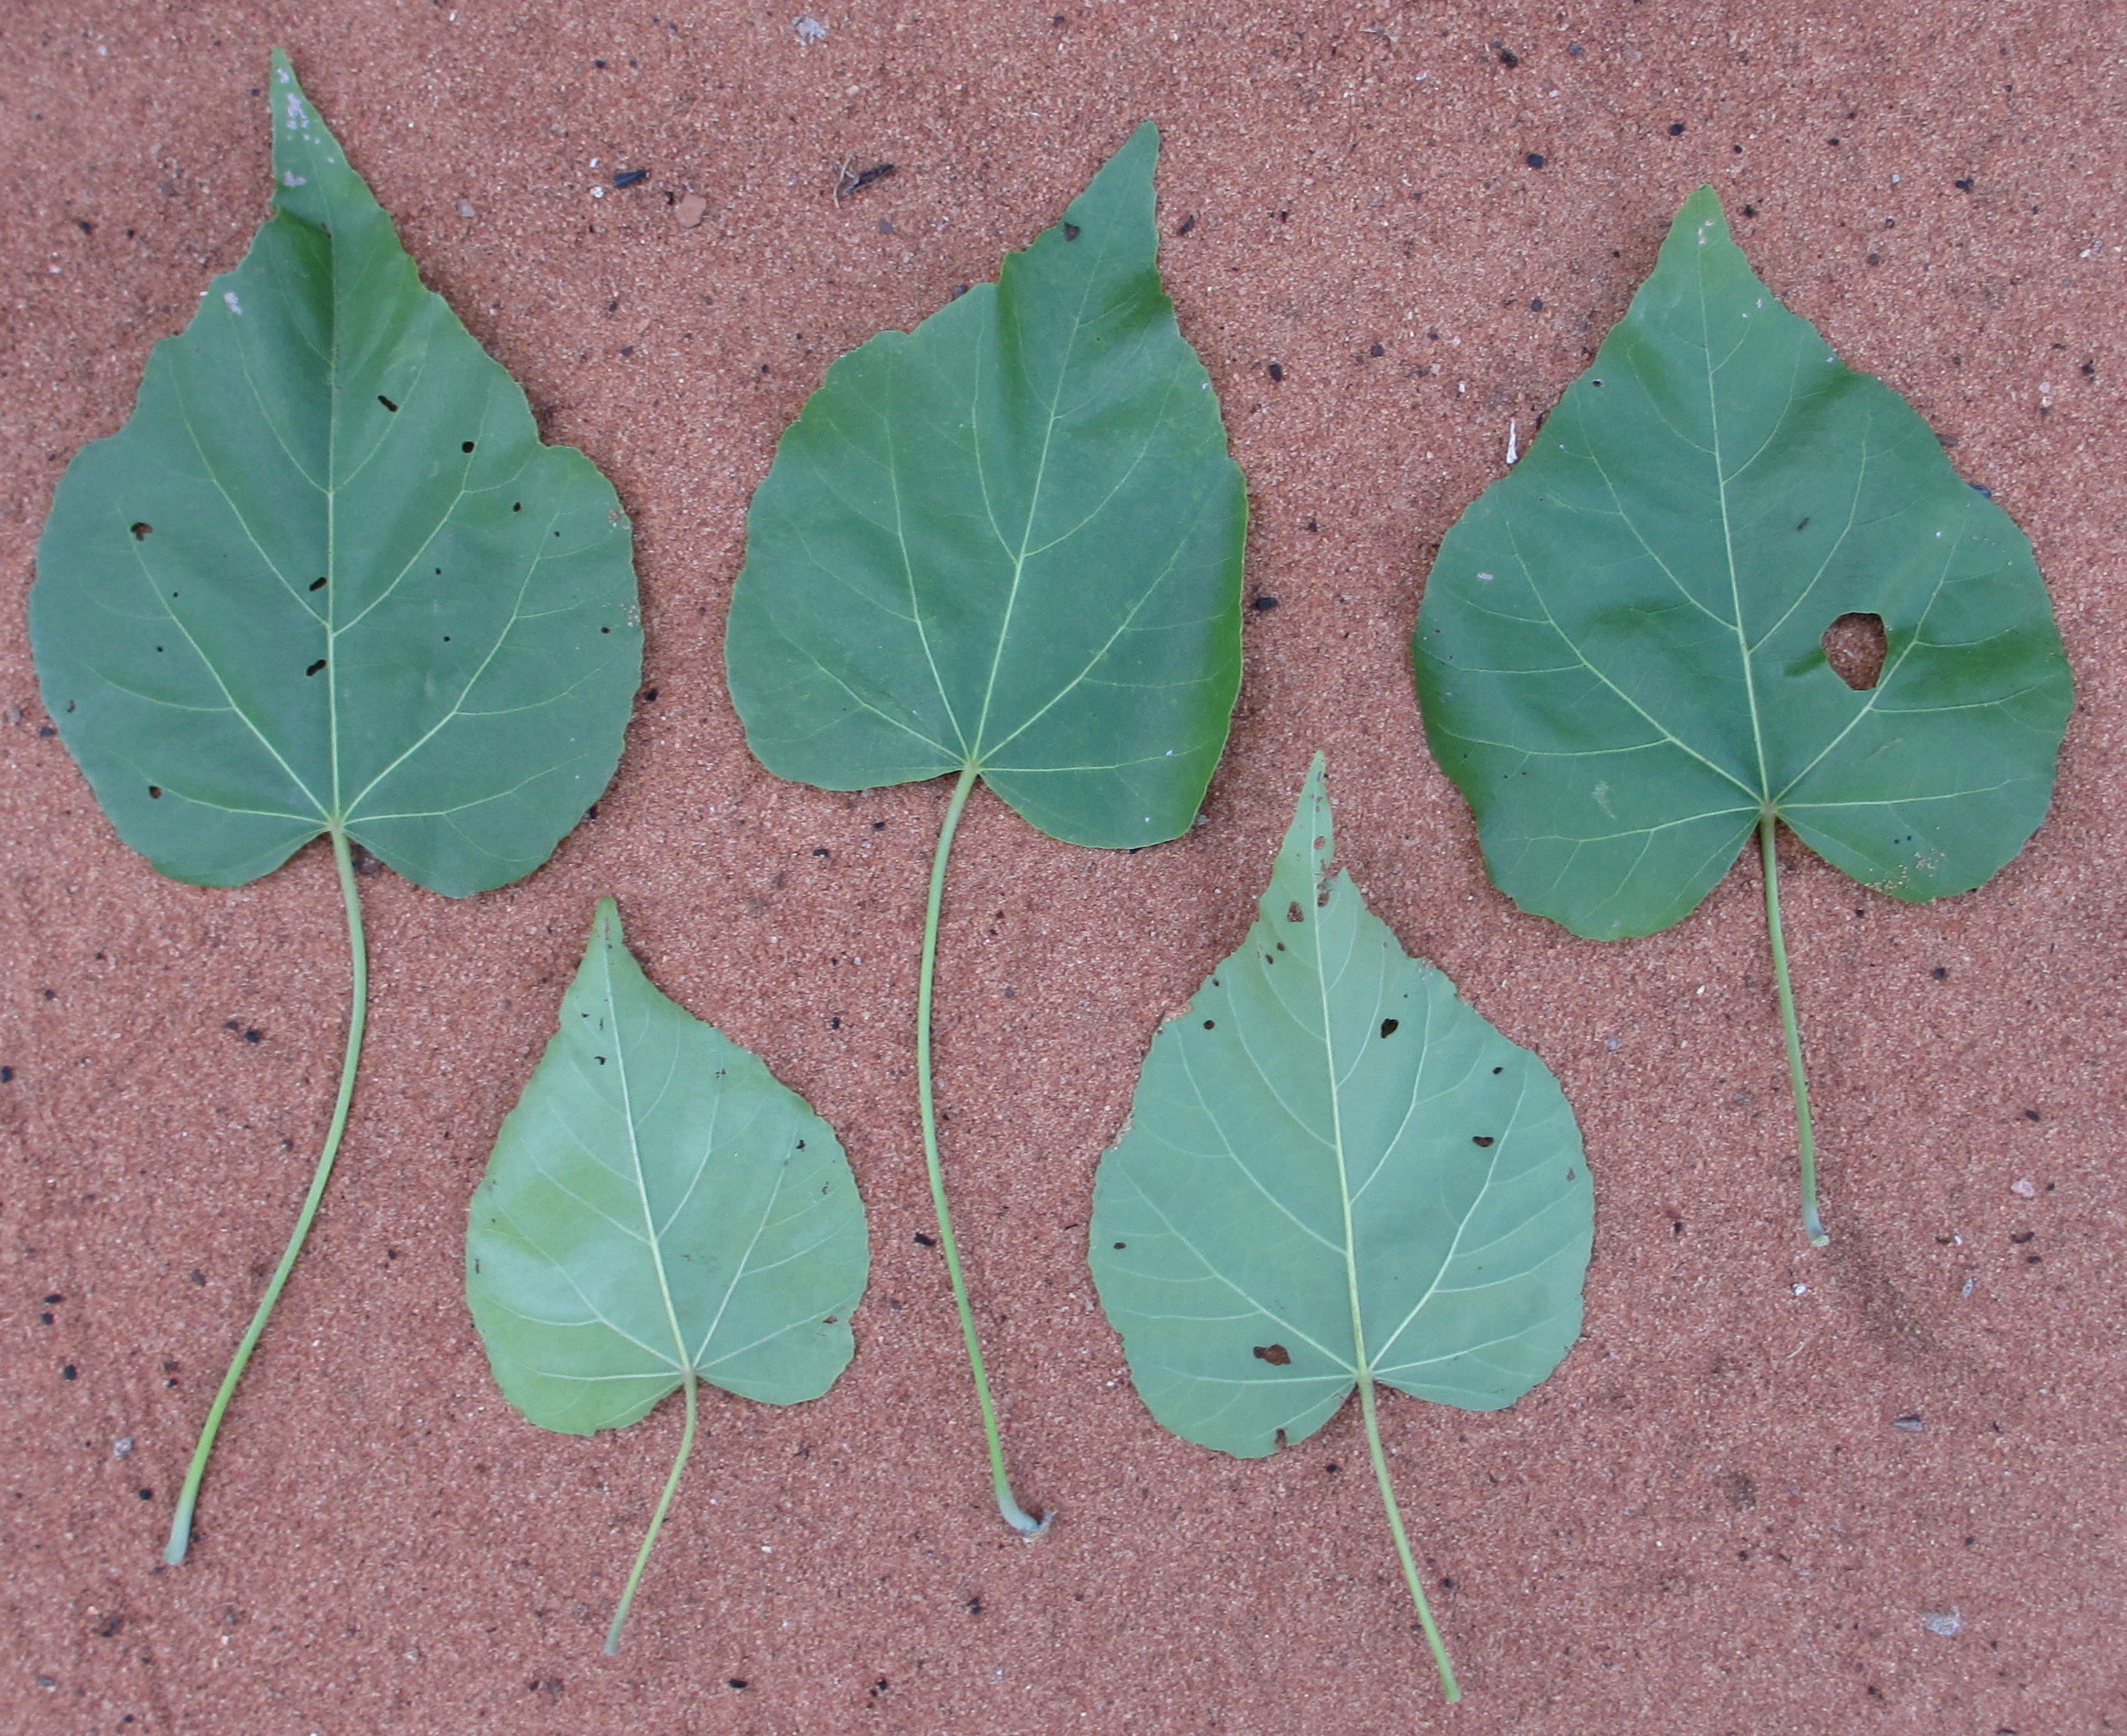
[1472,1135,1496,1148]
[613,169,649,188]
[1380,1018,1399,1037]
[1253,1343,1291,1365]
[1492,1065,1504,1074]
[594,1055,607,1065]
[147,786,160,798]
[461,441,476,453]
[1286,902,1304,923]
[1112,1241,1125,1249]
[130,522,151,539]
[377,395,398,412]
[1823,612,1887,690]
[1063,222,1081,241]
[1795,516,1811,530]
[1567,1168,1577,1181]
[306,659,326,676]
[1203,1019,1216,1029]
[914,1232,937,1246]
[513,501,523,512]
[309,576,328,591]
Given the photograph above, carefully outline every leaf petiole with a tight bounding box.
[166,827,370,1564]
[918,767,1048,1537]
[604,1369,699,1655]
[1758,815,1828,1246]
[1358,1374,1460,1703]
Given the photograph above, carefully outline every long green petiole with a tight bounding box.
[604,1370,699,1654]
[166,828,370,1564]
[1358,1375,1460,1702]
[917,767,1047,1537]
[1759,815,1828,1247]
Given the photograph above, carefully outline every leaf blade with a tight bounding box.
[467,899,869,1436]
[1413,186,2071,938]
[1089,756,1594,1459]
[29,51,640,895]
[726,121,1245,847]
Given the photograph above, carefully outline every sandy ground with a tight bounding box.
[3,3,2123,1732]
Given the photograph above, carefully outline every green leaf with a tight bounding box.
[724,125,1247,1534]
[24,53,641,1566]
[1413,186,2070,941]
[467,898,868,1650]
[1089,756,1592,1700]
[725,120,1245,850]
[1411,188,2070,1242]
[30,50,640,898]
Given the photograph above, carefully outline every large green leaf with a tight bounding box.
[30,50,639,897]
[725,121,1245,849]
[724,124,1247,1534]
[1413,186,2070,941]
[1089,756,1591,1697]
[467,898,867,1647]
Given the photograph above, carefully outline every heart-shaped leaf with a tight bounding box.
[725,124,1246,1531]
[1412,187,2070,1239]
[1090,756,1594,1701]
[467,899,869,1652]
[25,53,640,1562]
[31,51,639,896]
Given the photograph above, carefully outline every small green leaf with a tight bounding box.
[31,50,640,897]
[725,125,1247,1533]
[727,120,1245,849]
[1411,189,2070,1241]
[468,899,868,1650]
[1413,186,2070,938]
[1090,756,1593,1700]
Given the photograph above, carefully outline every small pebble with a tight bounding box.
[1892,1414,1924,1433]
[1920,1609,1962,1637]
[457,200,475,218]
[113,1436,133,1459]
[2010,1177,2035,1197]
[676,193,708,227]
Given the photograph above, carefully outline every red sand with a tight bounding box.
[4,4,2123,1732]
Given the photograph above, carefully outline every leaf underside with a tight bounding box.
[466,899,867,1435]
[725,121,1246,848]
[29,51,640,896]
[1089,756,1593,1459]
[1413,186,2071,940]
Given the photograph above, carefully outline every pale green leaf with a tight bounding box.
[466,899,868,1647]
[1413,186,2070,941]
[30,50,639,896]
[1090,756,1592,1456]
[468,899,867,1435]
[725,121,1245,849]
